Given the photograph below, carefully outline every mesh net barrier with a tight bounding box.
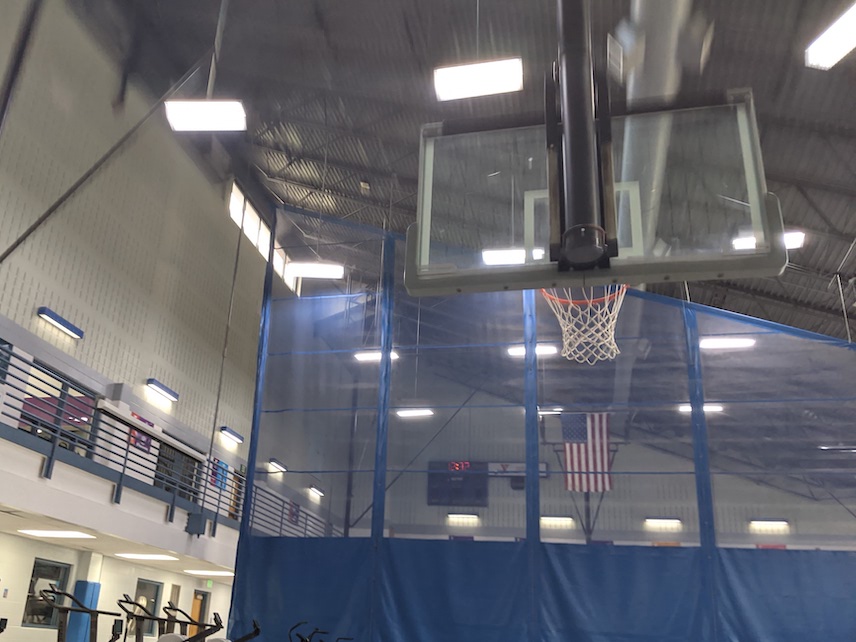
[541,285,627,364]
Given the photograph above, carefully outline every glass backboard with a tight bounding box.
[404,91,787,296]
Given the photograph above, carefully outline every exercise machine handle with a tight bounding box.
[232,620,261,642]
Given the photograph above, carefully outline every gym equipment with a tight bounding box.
[0,618,7,634]
[117,595,223,642]
[161,602,260,642]
[38,584,123,642]
[288,621,352,642]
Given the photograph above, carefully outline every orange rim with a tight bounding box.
[540,285,627,306]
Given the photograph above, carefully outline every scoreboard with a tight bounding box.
[427,460,489,507]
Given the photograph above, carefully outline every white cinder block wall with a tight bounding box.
[0,0,265,451]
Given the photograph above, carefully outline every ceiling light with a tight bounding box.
[283,262,345,280]
[146,378,179,403]
[395,408,435,418]
[268,458,287,473]
[644,518,683,531]
[18,530,95,539]
[434,58,523,101]
[309,485,325,498]
[678,404,724,413]
[37,307,84,339]
[482,248,526,266]
[354,350,400,362]
[784,230,806,249]
[184,570,235,577]
[749,519,790,533]
[538,407,564,416]
[731,236,757,251]
[805,1,856,70]
[699,337,756,350]
[507,344,558,357]
[447,513,480,525]
[164,100,246,131]
[219,426,244,444]
[540,516,574,528]
[116,553,179,561]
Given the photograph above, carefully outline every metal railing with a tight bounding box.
[249,484,342,538]
[0,344,244,531]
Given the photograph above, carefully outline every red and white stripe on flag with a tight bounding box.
[563,413,612,492]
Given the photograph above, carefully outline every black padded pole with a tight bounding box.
[557,0,605,268]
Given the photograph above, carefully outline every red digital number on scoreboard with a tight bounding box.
[448,461,471,472]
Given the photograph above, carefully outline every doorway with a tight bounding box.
[189,590,209,636]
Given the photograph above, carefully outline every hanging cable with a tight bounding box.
[835,273,852,343]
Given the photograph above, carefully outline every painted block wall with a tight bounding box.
[0,0,265,453]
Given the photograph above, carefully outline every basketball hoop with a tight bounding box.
[541,285,627,365]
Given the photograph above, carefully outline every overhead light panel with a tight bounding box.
[354,350,400,362]
[18,530,95,539]
[146,378,179,403]
[481,248,546,266]
[184,570,235,577]
[268,458,287,473]
[507,344,558,357]
[283,262,345,280]
[309,485,325,498]
[447,513,480,525]
[540,516,574,529]
[164,100,247,131]
[538,407,564,416]
[434,58,524,101]
[678,404,724,413]
[749,519,790,533]
[116,553,179,561]
[395,408,435,418]
[37,307,84,339]
[699,337,756,350]
[644,518,683,532]
[805,2,856,70]
[219,426,244,444]
[784,230,806,249]
[731,236,757,251]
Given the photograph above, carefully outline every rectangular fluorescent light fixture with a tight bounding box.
[116,553,179,561]
[219,426,244,444]
[146,378,179,402]
[395,408,435,418]
[733,232,806,251]
[184,570,235,577]
[784,230,806,249]
[268,458,287,473]
[805,2,856,70]
[644,518,683,532]
[507,344,558,357]
[538,407,564,416]
[37,307,83,339]
[447,513,480,525]
[749,519,790,533]
[482,248,526,266]
[18,530,95,539]
[309,485,325,498]
[732,236,757,251]
[540,516,574,529]
[164,100,247,131]
[283,262,345,280]
[482,248,547,265]
[354,350,400,362]
[434,57,523,101]
[678,404,724,413]
[699,337,756,350]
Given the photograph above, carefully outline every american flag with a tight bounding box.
[562,413,611,492]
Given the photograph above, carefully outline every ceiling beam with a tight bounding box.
[694,282,854,334]
[767,173,856,200]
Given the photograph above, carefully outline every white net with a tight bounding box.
[541,285,627,365]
